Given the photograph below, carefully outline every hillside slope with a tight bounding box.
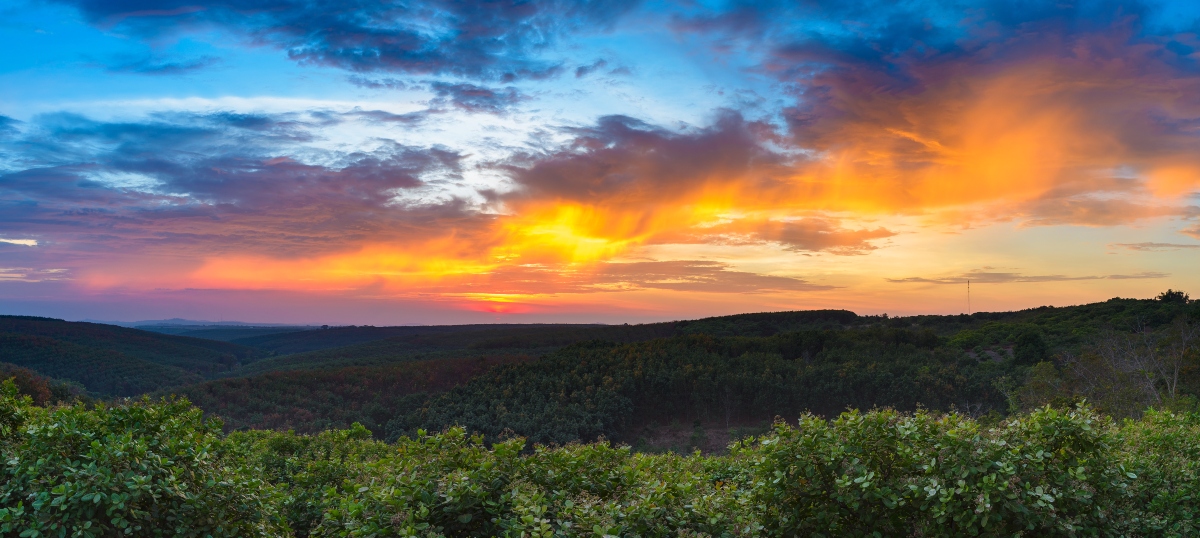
[173,296,1199,445]
[138,325,313,341]
[168,355,532,434]
[0,316,267,396]
[222,310,865,376]
[227,324,598,354]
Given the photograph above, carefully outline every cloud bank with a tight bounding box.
[3,0,1199,317]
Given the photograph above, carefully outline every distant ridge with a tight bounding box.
[0,316,268,396]
[81,318,314,328]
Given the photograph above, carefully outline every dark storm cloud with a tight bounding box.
[0,111,466,257]
[57,0,641,81]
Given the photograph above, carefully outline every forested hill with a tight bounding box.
[211,310,866,357]
[227,323,618,355]
[4,295,1197,446]
[163,295,1200,449]
[0,316,266,396]
[3,295,1199,536]
[137,324,313,342]
[220,298,1196,361]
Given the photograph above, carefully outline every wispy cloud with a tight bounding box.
[0,115,19,137]
[104,55,219,75]
[0,110,464,259]
[574,59,607,78]
[889,270,1169,285]
[0,267,68,282]
[429,82,526,114]
[1110,242,1200,251]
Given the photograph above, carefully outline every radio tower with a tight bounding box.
[967,279,971,315]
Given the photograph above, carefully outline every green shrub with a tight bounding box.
[0,395,287,537]
[746,404,1129,537]
[1116,409,1200,536]
[4,394,1200,537]
[226,424,392,537]
[317,428,759,537]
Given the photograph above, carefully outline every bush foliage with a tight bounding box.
[3,390,1199,537]
[0,385,286,537]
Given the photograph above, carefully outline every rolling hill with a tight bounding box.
[170,296,1199,445]
[137,325,314,342]
[165,355,533,434]
[226,323,605,355]
[0,316,267,396]
[5,295,1196,443]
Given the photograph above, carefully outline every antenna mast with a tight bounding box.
[967,279,971,315]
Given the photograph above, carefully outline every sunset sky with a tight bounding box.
[1,0,1198,324]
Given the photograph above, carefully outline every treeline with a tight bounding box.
[393,329,1007,445]
[189,328,1015,444]
[0,362,85,406]
[3,390,1198,537]
[227,323,613,355]
[1016,315,1200,417]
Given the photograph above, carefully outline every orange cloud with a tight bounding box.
[65,30,1200,306]
[163,53,1200,300]
[781,59,1200,221]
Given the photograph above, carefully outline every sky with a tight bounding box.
[0,0,1198,325]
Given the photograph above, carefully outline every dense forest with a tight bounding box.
[171,355,533,433]
[3,294,1197,446]
[157,296,1200,449]
[2,292,1199,535]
